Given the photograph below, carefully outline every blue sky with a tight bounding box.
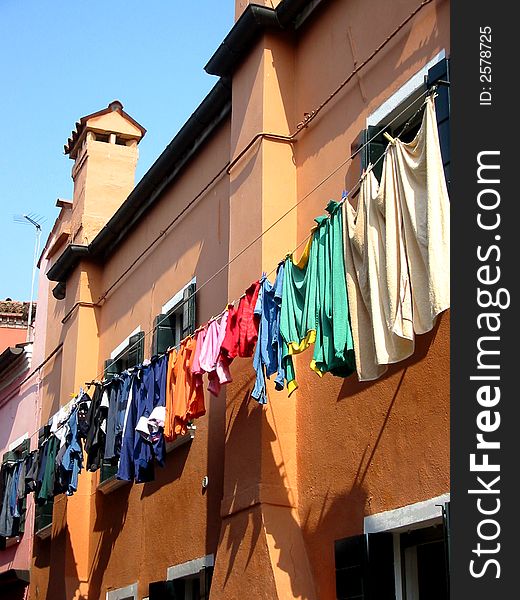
[0,0,234,301]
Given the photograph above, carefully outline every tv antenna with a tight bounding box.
[13,213,45,341]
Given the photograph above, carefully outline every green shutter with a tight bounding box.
[152,313,176,355]
[353,126,386,181]
[127,331,145,368]
[182,282,197,338]
[335,533,395,599]
[104,358,119,379]
[34,500,54,532]
[427,57,450,187]
[366,532,395,599]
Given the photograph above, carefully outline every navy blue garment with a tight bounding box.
[117,372,138,482]
[117,366,156,483]
[251,263,286,404]
[60,407,83,495]
[84,384,108,472]
[151,354,167,466]
[133,363,156,482]
[117,356,168,483]
[105,372,132,462]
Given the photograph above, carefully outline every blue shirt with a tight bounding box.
[251,264,285,404]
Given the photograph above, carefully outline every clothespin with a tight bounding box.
[383,131,396,144]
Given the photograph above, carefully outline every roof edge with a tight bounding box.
[46,244,90,282]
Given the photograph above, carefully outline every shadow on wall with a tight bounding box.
[87,484,131,600]
[32,500,85,600]
[213,377,318,600]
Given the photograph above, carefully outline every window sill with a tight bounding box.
[97,474,131,495]
[3,535,21,548]
[35,524,52,540]
[97,426,196,494]
[165,424,196,454]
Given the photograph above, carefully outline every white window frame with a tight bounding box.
[166,553,214,581]
[106,582,138,600]
[364,493,450,600]
[161,277,196,316]
[110,326,142,360]
[165,554,214,600]
[367,49,446,127]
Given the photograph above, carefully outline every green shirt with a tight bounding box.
[280,200,355,394]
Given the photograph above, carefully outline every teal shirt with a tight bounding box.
[280,200,355,394]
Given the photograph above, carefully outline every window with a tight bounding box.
[106,583,138,600]
[152,280,197,355]
[335,495,450,599]
[1,437,30,547]
[94,132,110,143]
[34,426,53,536]
[99,330,145,484]
[353,56,450,186]
[149,555,214,600]
[105,330,145,376]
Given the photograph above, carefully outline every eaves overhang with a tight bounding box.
[204,0,325,77]
[0,345,25,375]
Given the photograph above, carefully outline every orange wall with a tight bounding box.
[31,1,450,598]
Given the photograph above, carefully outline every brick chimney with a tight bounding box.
[64,100,146,245]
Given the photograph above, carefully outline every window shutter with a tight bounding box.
[427,57,450,187]
[335,533,395,599]
[442,501,451,596]
[152,313,176,355]
[353,126,386,181]
[366,532,395,599]
[182,282,197,338]
[104,358,119,379]
[199,566,214,600]
[148,580,177,599]
[127,331,145,368]
[335,534,366,600]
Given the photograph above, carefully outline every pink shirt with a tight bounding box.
[198,309,232,396]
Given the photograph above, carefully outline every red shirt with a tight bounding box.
[221,280,261,359]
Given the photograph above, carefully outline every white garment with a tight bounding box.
[343,95,449,376]
[390,94,450,333]
[343,181,387,381]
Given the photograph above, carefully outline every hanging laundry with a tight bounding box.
[312,200,355,378]
[197,309,232,397]
[0,459,25,538]
[135,354,168,466]
[56,406,83,496]
[77,390,92,439]
[280,201,355,393]
[343,177,390,380]
[251,264,286,404]
[279,234,317,395]
[164,337,205,442]
[37,434,59,504]
[221,280,261,360]
[388,94,450,334]
[105,372,132,463]
[84,383,108,472]
[118,359,166,483]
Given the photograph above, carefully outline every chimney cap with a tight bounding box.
[64,100,146,157]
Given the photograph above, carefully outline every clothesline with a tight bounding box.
[92,86,435,385]
[2,90,449,524]
[19,85,435,449]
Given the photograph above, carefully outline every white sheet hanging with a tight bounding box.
[343,93,450,379]
[389,94,450,334]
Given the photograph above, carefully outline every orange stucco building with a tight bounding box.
[29,1,450,598]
